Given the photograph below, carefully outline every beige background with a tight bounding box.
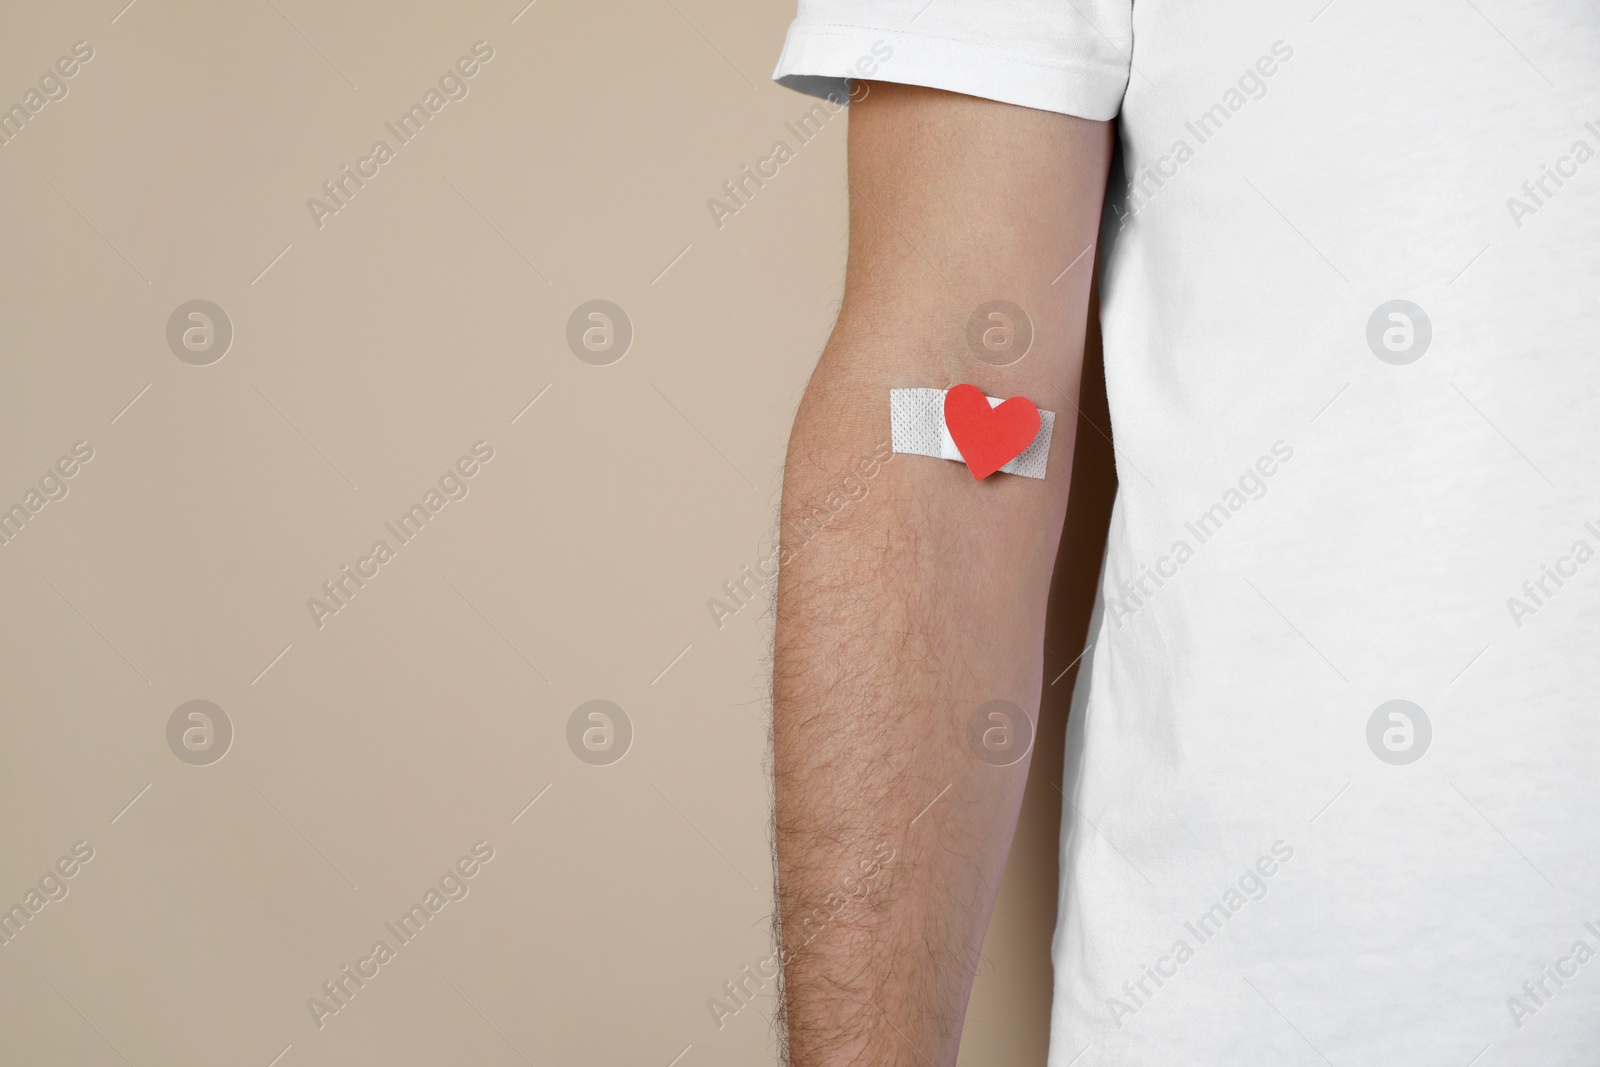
[0,2,1114,1064]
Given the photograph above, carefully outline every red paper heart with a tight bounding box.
[943,384,1041,480]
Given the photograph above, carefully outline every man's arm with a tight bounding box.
[772,83,1113,1066]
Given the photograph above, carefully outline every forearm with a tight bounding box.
[772,84,1108,1064]
[773,339,1068,1066]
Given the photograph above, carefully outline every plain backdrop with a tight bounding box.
[0,2,1116,1063]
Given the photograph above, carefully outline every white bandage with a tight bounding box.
[889,388,1055,480]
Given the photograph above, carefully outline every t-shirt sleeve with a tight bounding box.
[771,0,1133,121]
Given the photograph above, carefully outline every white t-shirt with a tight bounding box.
[774,3,1600,1063]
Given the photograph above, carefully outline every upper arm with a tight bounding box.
[837,81,1113,398]
[772,0,1128,425]
[779,87,1113,639]
[798,84,1113,519]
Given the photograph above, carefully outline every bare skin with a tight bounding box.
[771,83,1114,1065]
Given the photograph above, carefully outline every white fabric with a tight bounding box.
[889,387,1054,479]
[777,2,1600,1065]
[772,0,1132,120]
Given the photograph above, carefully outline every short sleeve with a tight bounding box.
[771,0,1133,121]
